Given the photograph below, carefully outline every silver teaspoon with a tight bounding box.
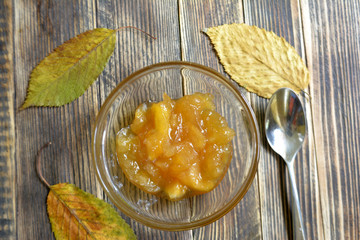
[265,88,306,240]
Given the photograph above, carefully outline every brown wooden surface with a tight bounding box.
[0,0,359,239]
[0,0,15,239]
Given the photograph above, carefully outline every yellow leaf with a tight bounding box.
[47,183,136,240]
[204,23,310,98]
[21,28,116,109]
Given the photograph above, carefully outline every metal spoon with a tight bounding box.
[265,88,306,240]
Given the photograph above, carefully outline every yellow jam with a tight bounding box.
[116,93,235,200]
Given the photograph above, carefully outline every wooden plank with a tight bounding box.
[179,1,263,239]
[96,0,183,98]
[95,0,193,239]
[302,0,360,239]
[13,0,100,239]
[243,0,324,239]
[9,1,359,239]
[0,0,15,239]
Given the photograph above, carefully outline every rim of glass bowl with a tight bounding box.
[92,61,260,231]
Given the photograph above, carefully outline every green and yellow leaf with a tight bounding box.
[47,183,136,240]
[204,23,310,98]
[21,28,116,108]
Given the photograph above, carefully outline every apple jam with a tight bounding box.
[116,93,235,200]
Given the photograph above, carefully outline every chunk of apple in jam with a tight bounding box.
[202,109,235,145]
[116,128,160,194]
[115,93,235,200]
[163,181,188,200]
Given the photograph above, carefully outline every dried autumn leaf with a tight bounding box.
[47,183,136,240]
[204,23,310,98]
[21,28,116,108]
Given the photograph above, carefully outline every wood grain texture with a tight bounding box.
[303,0,360,239]
[14,0,99,239]
[4,0,360,239]
[179,1,262,239]
[0,0,15,239]
[243,0,324,239]
[95,0,192,239]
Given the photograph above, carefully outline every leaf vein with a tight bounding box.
[50,30,115,90]
[50,188,97,240]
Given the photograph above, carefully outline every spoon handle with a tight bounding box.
[287,160,306,240]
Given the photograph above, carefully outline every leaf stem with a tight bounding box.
[36,142,52,188]
[116,26,157,40]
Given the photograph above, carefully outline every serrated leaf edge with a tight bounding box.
[21,28,116,109]
[205,23,310,97]
[48,185,96,239]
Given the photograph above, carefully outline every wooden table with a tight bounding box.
[1,0,359,239]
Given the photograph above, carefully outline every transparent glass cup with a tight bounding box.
[92,61,260,230]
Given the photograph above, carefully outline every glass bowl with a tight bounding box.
[92,61,260,230]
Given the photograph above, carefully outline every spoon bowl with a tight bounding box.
[265,88,306,161]
[265,88,306,239]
